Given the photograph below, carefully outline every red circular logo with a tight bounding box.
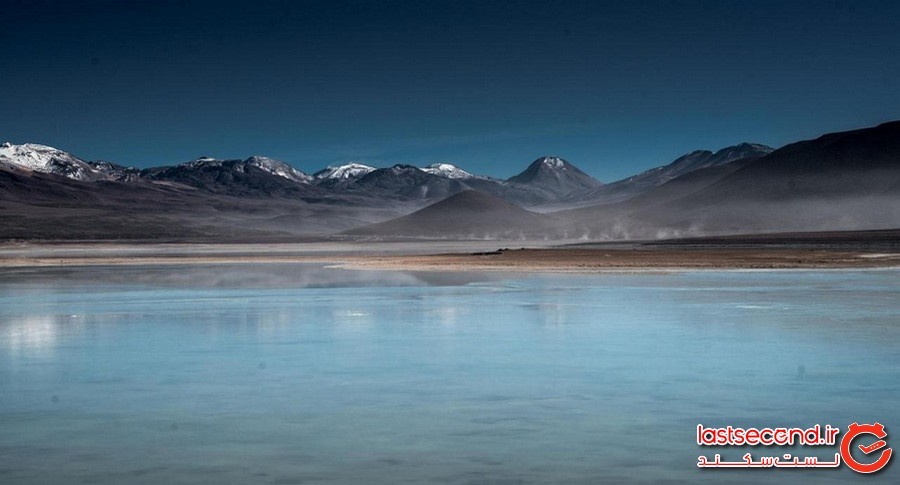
[841,422,892,474]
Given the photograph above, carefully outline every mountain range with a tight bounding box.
[2,120,898,241]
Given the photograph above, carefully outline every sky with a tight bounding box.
[2,0,899,181]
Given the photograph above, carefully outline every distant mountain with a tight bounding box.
[142,156,318,197]
[0,165,411,240]
[555,157,761,239]
[558,122,900,239]
[568,142,773,204]
[344,164,471,201]
[343,190,556,239]
[685,122,900,202]
[507,156,602,200]
[0,142,104,181]
[620,142,772,190]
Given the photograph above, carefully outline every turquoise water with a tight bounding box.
[1,264,898,484]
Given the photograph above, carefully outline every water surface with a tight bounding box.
[1,264,898,484]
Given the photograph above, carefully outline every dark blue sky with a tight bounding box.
[2,0,899,181]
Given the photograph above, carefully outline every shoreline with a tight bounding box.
[1,241,899,273]
[334,248,900,273]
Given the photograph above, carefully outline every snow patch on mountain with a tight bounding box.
[245,156,312,183]
[181,156,223,168]
[540,157,567,169]
[422,163,480,179]
[314,163,375,182]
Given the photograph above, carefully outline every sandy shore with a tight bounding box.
[337,248,900,272]
[1,238,899,273]
[0,241,507,268]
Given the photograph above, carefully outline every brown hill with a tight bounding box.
[342,190,558,239]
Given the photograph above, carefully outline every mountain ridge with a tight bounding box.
[0,141,770,205]
[3,119,898,241]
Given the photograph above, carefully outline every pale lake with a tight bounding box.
[1,264,898,483]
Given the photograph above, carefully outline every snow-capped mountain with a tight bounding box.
[422,163,483,180]
[0,142,102,181]
[506,156,603,198]
[313,163,375,183]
